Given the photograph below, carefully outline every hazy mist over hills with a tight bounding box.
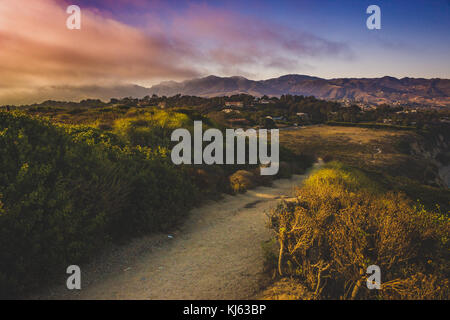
[147,75,450,107]
[8,75,449,107]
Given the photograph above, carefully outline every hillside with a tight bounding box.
[8,75,449,108]
[148,75,450,107]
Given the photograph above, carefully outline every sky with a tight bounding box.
[0,0,449,104]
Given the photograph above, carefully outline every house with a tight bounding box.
[272,116,285,121]
[222,108,240,114]
[225,101,244,108]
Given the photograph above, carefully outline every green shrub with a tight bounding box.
[0,112,198,297]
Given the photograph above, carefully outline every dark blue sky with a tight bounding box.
[72,0,449,80]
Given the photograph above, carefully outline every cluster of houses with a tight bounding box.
[264,113,310,125]
[222,102,247,125]
[221,100,310,128]
[224,101,244,108]
[223,98,274,109]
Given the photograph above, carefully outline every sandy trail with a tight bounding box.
[37,163,321,300]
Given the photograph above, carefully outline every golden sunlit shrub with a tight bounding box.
[113,110,191,147]
[229,170,257,193]
[268,162,449,300]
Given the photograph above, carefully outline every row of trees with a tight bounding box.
[15,94,450,131]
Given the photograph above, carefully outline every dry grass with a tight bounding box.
[266,162,449,300]
[280,125,450,212]
[259,278,313,300]
[280,126,416,176]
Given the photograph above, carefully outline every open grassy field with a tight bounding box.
[280,125,450,212]
[281,125,419,177]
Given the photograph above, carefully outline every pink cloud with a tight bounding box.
[0,0,351,104]
[0,0,199,103]
[169,4,351,63]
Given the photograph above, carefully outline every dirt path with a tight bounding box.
[36,163,321,300]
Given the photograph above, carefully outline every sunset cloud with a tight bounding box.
[167,4,352,75]
[0,0,198,103]
[0,0,199,99]
[0,0,352,104]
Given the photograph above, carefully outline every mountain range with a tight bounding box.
[147,75,449,107]
[15,75,449,107]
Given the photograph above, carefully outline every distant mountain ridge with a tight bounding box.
[148,74,450,107]
[10,74,449,107]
